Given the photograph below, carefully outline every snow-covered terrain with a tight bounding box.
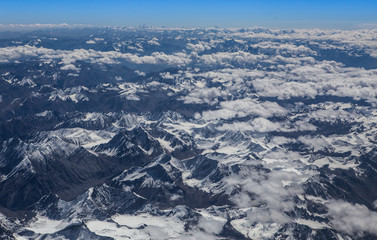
[1,26,377,239]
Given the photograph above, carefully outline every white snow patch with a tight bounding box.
[35,110,51,117]
[87,213,187,240]
[294,219,327,229]
[155,137,175,152]
[26,215,70,234]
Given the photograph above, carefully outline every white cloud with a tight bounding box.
[327,200,377,235]
[251,41,317,56]
[134,70,146,76]
[198,215,226,234]
[60,64,80,71]
[217,117,280,132]
[187,41,212,52]
[225,165,305,225]
[2,31,377,104]
[147,37,160,46]
[374,200,377,209]
[251,61,377,101]
[250,117,280,132]
[198,51,265,67]
[298,136,330,152]
[181,87,227,105]
[198,98,287,121]
[0,45,192,67]
[0,23,91,31]
[309,108,354,122]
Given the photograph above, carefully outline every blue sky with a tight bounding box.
[1,0,377,29]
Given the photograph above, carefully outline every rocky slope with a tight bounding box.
[1,26,377,239]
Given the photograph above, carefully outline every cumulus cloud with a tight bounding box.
[2,31,377,104]
[147,37,160,46]
[251,41,317,56]
[298,136,331,152]
[225,165,305,224]
[0,45,192,67]
[197,98,287,121]
[186,41,212,52]
[229,28,377,58]
[250,117,280,132]
[198,215,226,234]
[60,64,81,71]
[134,70,146,76]
[181,87,227,105]
[198,51,265,67]
[309,108,355,122]
[217,117,280,132]
[326,200,377,236]
[247,208,291,225]
[251,61,377,101]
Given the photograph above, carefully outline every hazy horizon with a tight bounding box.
[1,0,377,30]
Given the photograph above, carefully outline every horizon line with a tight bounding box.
[1,23,377,32]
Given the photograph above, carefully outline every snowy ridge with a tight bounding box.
[1,27,377,239]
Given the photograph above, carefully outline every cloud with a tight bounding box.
[355,23,377,29]
[147,37,160,46]
[181,87,227,105]
[198,51,265,67]
[197,98,287,121]
[251,61,377,101]
[0,45,192,67]
[134,70,146,76]
[186,41,212,52]
[247,208,291,225]
[198,215,226,234]
[308,108,354,122]
[249,117,280,132]
[225,165,304,224]
[298,135,331,152]
[251,41,317,56]
[60,64,81,71]
[0,23,91,31]
[2,30,377,104]
[217,117,280,132]
[326,200,377,236]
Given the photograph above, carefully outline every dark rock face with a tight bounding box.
[1,27,377,239]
